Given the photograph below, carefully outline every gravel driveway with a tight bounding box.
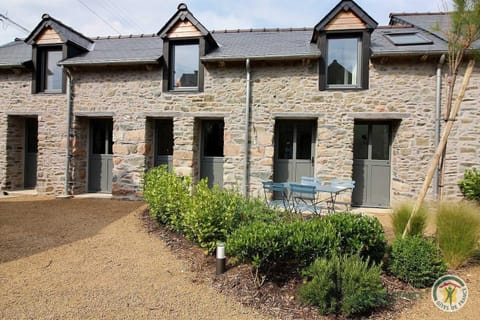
[0,196,271,320]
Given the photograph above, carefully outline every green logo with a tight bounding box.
[431,275,468,312]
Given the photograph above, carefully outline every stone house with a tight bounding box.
[0,0,478,207]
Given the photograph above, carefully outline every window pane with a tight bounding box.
[25,118,38,153]
[156,119,174,155]
[353,124,368,160]
[46,51,63,91]
[296,124,312,160]
[371,124,390,160]
[172,44,199,89]
[277,122,294,160]
[327,38,359,86]
[92,124,106,155]
[203,121,224,157]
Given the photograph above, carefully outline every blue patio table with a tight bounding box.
[280,182,350,214]
[314,184,350,213]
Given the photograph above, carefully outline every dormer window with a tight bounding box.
[311,1,377,91]
[38,47,63,93]
[327,36,361,88]
[169,41,199,90]
[158,4,218,93]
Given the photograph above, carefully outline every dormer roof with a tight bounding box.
[157,3,217,47]
[312,0,378,42]
[24,14,93,51]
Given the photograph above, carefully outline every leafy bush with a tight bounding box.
[459,168,480,202]
[325,213,387,263]
[436,202,480,269]
[182,180,256,253]
[299,254,388,317]
[143,166,191,232]
[226,218,340,271]
[391,202,428,238]
[389,236,447,288]
[287,219,341,266]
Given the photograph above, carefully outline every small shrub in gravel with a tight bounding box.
[389,236,447,288]
[299,254,388,317]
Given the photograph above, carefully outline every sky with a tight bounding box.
[0,0,453,46]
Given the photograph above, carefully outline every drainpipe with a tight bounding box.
[434,54,446,199]
[64,68,73,196]
[243,58,251,197]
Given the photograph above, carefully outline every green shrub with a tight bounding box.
[389,236,447,288]
[391,202,428,238]
[182,180,248,253]
[436,202,480,269]
[143,166,191,232]
[325,213,387,263]
[226,218,340,270]
[459,168,480,202]
[287,218,341,266]
[226,220,290,270]
[299,254,388,317]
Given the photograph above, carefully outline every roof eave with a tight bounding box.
[60,59,161,67]
[371,50,447,57]
[201,53,321,62]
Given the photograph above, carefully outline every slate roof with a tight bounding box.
[60,35,163,66]
[203,29,321,61]
[0,11,462,68]
[0,40,31,68]
[390,12,480,49]
[371,26,447,57]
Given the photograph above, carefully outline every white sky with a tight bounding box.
[0,0,452,46]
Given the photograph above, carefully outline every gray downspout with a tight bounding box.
[243,58,251,197]
[434,54,446,199]
[64,68,73,196]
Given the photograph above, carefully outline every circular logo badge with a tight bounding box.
[431,275,468,312]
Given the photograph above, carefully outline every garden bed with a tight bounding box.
[141,209,424,320]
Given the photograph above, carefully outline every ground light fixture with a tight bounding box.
[216,242,226,275]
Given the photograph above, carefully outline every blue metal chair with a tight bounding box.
[262,181,290,211]
[301,176,323,187]
[289,183,324,215]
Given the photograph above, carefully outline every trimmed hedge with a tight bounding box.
[226,213,387,270]
[226,219,340,270]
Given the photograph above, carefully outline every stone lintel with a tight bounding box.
[144,112,182,118]
[186,112,229,118]
[273,113,319,119]
[348,112,410,120]
[74,112,114,118]
[6,112,41,116]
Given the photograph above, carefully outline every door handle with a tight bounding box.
[311,157,314,165]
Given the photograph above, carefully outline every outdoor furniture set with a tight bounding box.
[262,177,355,216]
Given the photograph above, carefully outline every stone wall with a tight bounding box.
[0,57,478,204]
[0,69,68,194]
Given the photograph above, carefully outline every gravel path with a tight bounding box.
[0,196,271,320]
